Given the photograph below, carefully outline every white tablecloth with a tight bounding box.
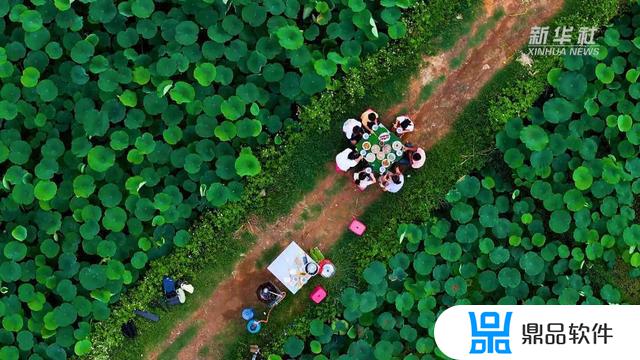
[267,242,317,294]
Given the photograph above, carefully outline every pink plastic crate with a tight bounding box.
[310,286,327,304]
[349,218,366,236]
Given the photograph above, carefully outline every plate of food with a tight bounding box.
[362,141,371,151]
[388,153,396,162]
[376,152,385,160]
[379,132,391,142]
[365,153,376,162]
[392,141,403,151]
[363,133,370,140]
[382,159,391,167]
[371,144,380,153]
[383,144,391,154]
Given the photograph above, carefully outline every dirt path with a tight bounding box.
[149,0,563,358]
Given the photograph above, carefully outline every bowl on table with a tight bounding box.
[383,144,391,154]
[363,133,370,140]
[382,159,391,168]
[360,150,367,156]
[362,141,371,150]
[396,150,403,156]
[372,124,379,131]
[379,166,386,173]
[376,152,385,161]
[388,153,396,162]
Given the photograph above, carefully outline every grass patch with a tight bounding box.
[309,203,323,217]
[469,7,505,47]
[433,4,481,50]
[257,243,283,269]
[416,75,446,106]
[450,7,505,68]
[199,321,246,359]
[589,260,640,303]
[324,176,349,197]
[449,54,465,69]
[105,224,255,360]
[157,324,200,360]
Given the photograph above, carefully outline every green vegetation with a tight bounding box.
[416,75,445,107]
[469,7,505,47]
[433,4,480,51]
[157,324,200,360]
[91,0,481,358]
[257,243,284,269]
[275,3,640,357]
[450,7,505,68]
[212,0,625,357]
[0,0,421,358]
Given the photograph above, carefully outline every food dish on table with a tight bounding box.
[362,142,371,150]
[392,141,403,151]
[366,153,376,162]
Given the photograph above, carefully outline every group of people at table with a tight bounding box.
[335,109,425,193]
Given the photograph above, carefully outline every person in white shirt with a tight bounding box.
[398,144,426,169]
[335,148,362,172]
[353,170,376,190]
[343,118,360,138]
[360,109,379,133]
[379,166,404,193]
[392,115,414,137]
[343,118,365,145]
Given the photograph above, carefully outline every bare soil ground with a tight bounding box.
[148,0,564,358]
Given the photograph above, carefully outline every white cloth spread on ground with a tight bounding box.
[335,148,359,171]
[267,242,317,294]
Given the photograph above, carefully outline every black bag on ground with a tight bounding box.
[121,320,137,339]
